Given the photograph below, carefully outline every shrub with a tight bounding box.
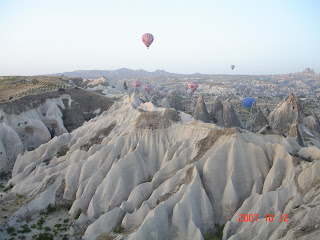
[57,148,68,157]
[74,208,82,220]
[34,232,54,240]
[7,226,16,236]
[46,204,56,213]
[37,217,45,229]
[3,182,13,192]
[16,193,24,199]
[18,224,31,233]
[44,226,51,232]
[114,225,124,233]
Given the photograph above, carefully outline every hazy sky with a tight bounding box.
[1,0,319,75]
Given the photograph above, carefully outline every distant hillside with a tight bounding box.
[48,68,176,79]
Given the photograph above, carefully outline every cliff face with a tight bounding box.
[246,109,269,133]
[1,93,319,240]
[0,88,114,170]
[169,91,183,111]
[194,94,210,123]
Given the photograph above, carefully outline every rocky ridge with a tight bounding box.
[0,92,319,239]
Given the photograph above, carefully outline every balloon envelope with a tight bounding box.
[242,97,256,108]
[142,33,154,48]
[132,80,141,87]
[143,84,152,93]
[188,80,199,93]
[231,65,235,70]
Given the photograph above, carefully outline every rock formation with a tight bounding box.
[169,91,183,111]
[209,97,224,126]
[268,93,302,135]
[268,93,320,146]
[288,119,304,146]
[161,98,170,108]
[123,81,128,90]
[223,100,245,128]
[1,91,320,240]
[261,104,270,117]
[0,94,320,240]
[250,101,257,115]
[246,109,269,133]
[193,94,210,123]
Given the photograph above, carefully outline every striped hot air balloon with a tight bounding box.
[132,80,141,87]
[142,33,154,49]
[188,80,199,93]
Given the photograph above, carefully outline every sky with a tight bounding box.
[0,0,319,75]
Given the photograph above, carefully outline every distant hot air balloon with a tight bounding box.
[242,97,256,112]
[143,84,152,93]
[132,80,141,87]
[142,33,154,49]
[231,65,235,70]
[188,80,199,93]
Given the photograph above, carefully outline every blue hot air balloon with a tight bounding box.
[242,97,256,112]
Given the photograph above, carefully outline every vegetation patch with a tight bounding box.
[74,208,82,220]
[3,182,13,192]
[18,224,31,234]
[57,147,69,157]
[113,225,124,233]
[6,226,16,236]
[36,217,45,230]
[32,232,54,240]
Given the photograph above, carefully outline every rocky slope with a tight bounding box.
[0,88,114,171]
[0,92,319,240]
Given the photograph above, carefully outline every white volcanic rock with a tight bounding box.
[223,144,320,240]
[268,93,320,147]
[261,104,270,117]
[161,98,171,108]
[194,94,210,123]
[209,97,224,126]
[246,109,269,133]
[2,98,67,152]
[0,98,68,170]
[250,101,257,115]
[298,146,320,161]
[3,94,320,240]
[268,93,302,135]
[303,112,320,139]
[190,98,197,111]
[88,84,124,98]
[169,91,183,111]
[223,100,245,128]
[288,120,304,146]
[0,122,23,170]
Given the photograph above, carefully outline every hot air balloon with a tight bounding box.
[188,80,199,93]
[142,33,154,49]
[242,97,256,112]
[132,80,141,87]
[143,84,152,93]
[231,65,235,70]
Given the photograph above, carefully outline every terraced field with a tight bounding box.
[0,76,73,102]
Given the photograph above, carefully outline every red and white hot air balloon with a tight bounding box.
[132,80,141,87]
[188,80,199,93]
[143,84,152,93]
[142,33,154,49]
